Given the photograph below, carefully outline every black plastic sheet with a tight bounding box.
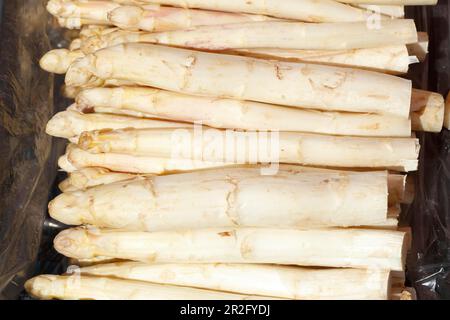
[0,0,449,300]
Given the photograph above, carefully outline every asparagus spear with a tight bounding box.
[25,275,272,300]
[59,143,232,174]
[53,227,408,270]
[109,4,278,32]
[41,44,414,75]
[74,87,411,137]
[65,43,413,118]
[49,170,389,229]
[108,0,373,22]
[80,262,392,300]
[231,46,413,74]
[354,5,404,18]
[59,167,148,192]
[46,109,189,140]
[79,20,417,52]
[410,89,445,132]
[408,32,429,62]
[78,127,419,171]
[47,0,121,23]
[40,49,85,74]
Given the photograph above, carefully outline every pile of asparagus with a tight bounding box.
[26,0,447,300]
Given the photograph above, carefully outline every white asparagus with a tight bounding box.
[78,20,417,53]
[56,163,406,206]
[444,91,450,129]
[75,87,412,137]
[232,46,412,74]
[47,0,121,22]
[109,0,373,22]
[116,20,417,51]
[59,143,232,174]
[78,127,420,171]
[109,4,278,32]
[57,17,110,29]
[411,89,445,132]
[40,49,85,74]
[80,262,392,300]
[48,170,389,229]
[46,109,189,140]
[408,32,429,62]
[53,227,408,270]
[41,44,413,75]
[353,4,404,18]
[66,44,413,118]
[59,167,146,192]
[25,275,271,300]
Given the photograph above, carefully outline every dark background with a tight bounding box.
[0,0,449,300]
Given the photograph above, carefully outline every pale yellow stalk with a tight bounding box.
[75,87,412,137]
[232,46,412,74]
[81,262,392,300]
[411,89,445,133]
[49,170,389,229]
[53,227,408,271]
[46,109,189,140]
[109,5,277,32]
[25,275,271,300]
[59,167,147,192]
[66,44,413,118]
[353,5,404,18]
[108,0,373,22]
[117,20,417,51]
[78,127,420,171]
[59,144,232,174]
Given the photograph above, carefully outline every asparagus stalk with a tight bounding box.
[79,20,417,52]
[49,170,389,229]
[408,32,429,62]
[46,109,189,140]
[78,127,419,171]
[40,49,85,74]
[354,5,404,18]
[80,262,392,300]
[40,43,414,75]
[57,162,407,206]
[25,275,271,300]
[47,0,121,22]
[59,143,232,174]
[232,46,412,74]
[445,92,450,129]
[74,87,411,137]
[109,4,278,32]
[411,89,445,132]
[106,20,417,51]
[53,227,408,270]
[109,0,373,23]
[66,44,413,118]
[59,167,147,192]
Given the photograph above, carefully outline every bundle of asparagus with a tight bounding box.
[27,0,444,300]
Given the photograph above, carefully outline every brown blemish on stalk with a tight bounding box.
[218,231,233,237]
[323,71,347,90]
[275,64,283,80]
[225,178,240,226]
